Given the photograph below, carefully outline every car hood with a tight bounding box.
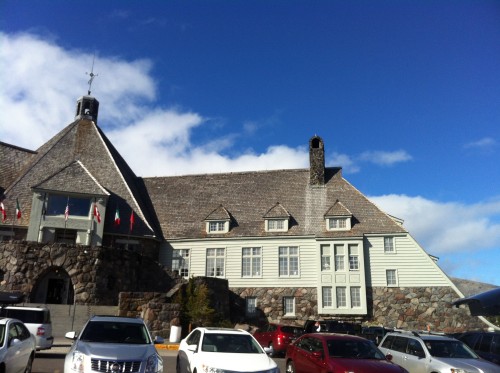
[197,352,277,370]
[329,358,405,373]
[74,341,157,360]
[433,357,498,371]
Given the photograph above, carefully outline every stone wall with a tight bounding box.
[231,286,489,332]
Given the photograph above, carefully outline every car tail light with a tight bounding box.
[37,326,45,336]
[277,333,284,345]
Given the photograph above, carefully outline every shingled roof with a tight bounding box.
[2,115,158,238]
[143,167,407,240]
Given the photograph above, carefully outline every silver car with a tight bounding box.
[64,315,164,373]
[0,317,36,373]
[379,331,500,373]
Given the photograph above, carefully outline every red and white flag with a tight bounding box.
[16,198,22,220]
[64,204,69,221]
[0,202,6,222]
[93,203,101,223]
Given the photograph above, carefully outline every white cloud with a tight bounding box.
[464,137,497,152]
[359,150,413,166]
[369,194,500,255]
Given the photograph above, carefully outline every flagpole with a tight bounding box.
[64,196,69,238]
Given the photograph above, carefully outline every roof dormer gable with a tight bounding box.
[204,204,231,234]
[324,199,352,231]
[263,202,291,232]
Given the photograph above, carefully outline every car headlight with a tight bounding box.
[69,351,86,373]
[145,353,163,373]
[450,369,469,373]
[202,365,279,373]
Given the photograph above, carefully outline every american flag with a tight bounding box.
[64,204,69,221]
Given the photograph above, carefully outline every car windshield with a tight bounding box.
[80,321,151,344]
[327,339,386,360]
[425,340,478,359]
[0,325,5,346]
[201,333,263,354]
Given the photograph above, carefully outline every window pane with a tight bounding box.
[386,269,397,285]
[279,246,299,276]
[322,287,332,307]
[284,297,295,315]
[47,195,91,217]
[384,237,394,252]
[351,287,361,308]
[336,287,346,307]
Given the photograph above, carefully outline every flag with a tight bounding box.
[16,199,22,219]
[129,210,135,232]
[93,203,101,223]
[114,208,121,227]
[0,202,6,222]
[64,203,69,221]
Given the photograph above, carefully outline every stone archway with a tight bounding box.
[31,267,74,304]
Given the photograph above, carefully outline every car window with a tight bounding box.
[327,339,386,359]
[391,336,409,353]
[2,308,49,323]
[202,333,261,353]
[80,321,150,344]
[460,333,480,348]
[9,323,19,341]
[268,325,277,332]
[281,326,302,335]
[479,335,493,353]
[296,337,314,352]
[380,335,395,349]
[492,335,500,355]
[425,340,478,359]
[186,330,201,345]
[0,325,5,345]
[407,339,425,357]
[14,322,31,340]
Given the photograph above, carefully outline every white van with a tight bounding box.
[0,306,54,350]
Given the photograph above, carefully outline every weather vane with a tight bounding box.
[86,54,98,95]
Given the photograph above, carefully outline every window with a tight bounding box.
[246,297,257,317]
[348,244,359,271]
[242,247,261,277]
[334,245,345,271]
[386,269,398,286]
[329,218,347,229]
[208,221,226,233]
[283,297,295,316]
[279,246,299,276]
[321,245,331,271]
[336,287,347,308]
[350,287,361,308]
[54,229,77,244]
[267,219,286,231]
[172,249,190,277]
[47,194,91,217]
[322,287,332,307]
[206,248,225,277]
[384,237,395,253]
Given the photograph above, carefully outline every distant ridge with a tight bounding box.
[452,277,498,297]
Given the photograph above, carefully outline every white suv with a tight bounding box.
[379,331,500,373]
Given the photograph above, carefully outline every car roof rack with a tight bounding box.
[0,291,24,307]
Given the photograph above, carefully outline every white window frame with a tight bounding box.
[321,245,331,271]
[386,269,398,286]
[384,237,395,253]
[283,296,295,316]
[246,297,257,317]
[350,287,361,308]
[206,248,225,277]
[266,219,288,232]
[326,217,351,231]
[279,246,300,277]
[336,287,347,308]
[242,247,262,277]
[172,249,190,277]
[322,287,333,307]
[206,220,229,234]
[334,244,345,271]
[348,244,359,271]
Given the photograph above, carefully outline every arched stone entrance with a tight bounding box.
[31,267,74,304]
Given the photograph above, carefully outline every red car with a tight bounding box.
[252,323,303,356]
[285,333,409,373]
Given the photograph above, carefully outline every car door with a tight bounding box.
[294,336,326,373]
[5,322,30,373]
[403,339,427,373]
[179,330,201,373]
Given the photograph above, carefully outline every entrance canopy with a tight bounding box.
[453,287,500,316]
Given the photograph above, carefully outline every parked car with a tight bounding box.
[456,330,500,365]
[0,306,53,350]
[0,317,36,373]
[252,323,303,356]
[361,326,393,345]
[303,319,361,335]
[379,330,500,373]
[176,327,279,373]
[64,315,164,373]
[285,332,409,373]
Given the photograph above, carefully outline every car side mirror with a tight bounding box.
[386,353,393,361]
[65,331,77,340]
[153,336,165,344]
[311,351,323,360]
[263,346,273,355]
[9,338,21,347]
[187,344,198,352]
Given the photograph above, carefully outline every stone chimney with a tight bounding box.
[309,135,325,185]
[75,95,99,123]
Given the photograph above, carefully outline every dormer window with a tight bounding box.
[263,202,291,232]
[325,200,352,231]
[207,220,228,233]
[204,205,231,234]
[266,218,288,232]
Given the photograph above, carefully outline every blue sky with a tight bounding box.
[1,0,499,285]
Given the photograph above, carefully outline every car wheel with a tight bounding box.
[24,354,34,373]
[286,360,296,373]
